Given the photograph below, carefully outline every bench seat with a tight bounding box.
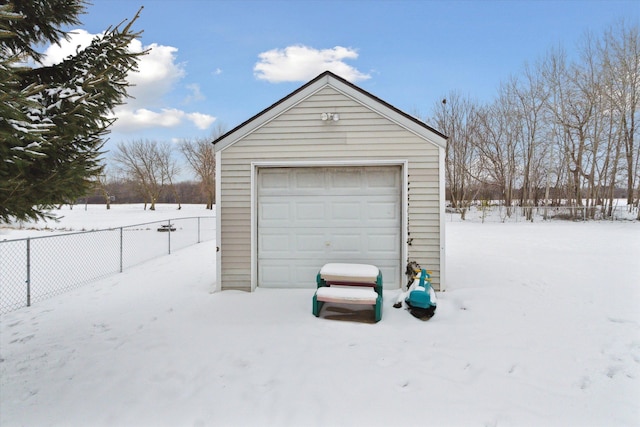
[319,263,379,284]
[315,286,379,304]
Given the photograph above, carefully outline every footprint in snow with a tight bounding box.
[10,334,35,344]
[578,376,591,390]
[93,323,110,332]
[606,365,623,379]
[607,316,638,325]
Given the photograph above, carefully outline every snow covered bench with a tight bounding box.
[312,263,383,322]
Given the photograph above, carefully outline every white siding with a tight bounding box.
[218,86,443,291]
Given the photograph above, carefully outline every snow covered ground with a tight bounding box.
[1,206,639,427]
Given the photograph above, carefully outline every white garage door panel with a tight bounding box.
[259,261,323,287]
[258,166,401,288]
[261,171,290,189]
[368,232,399,253]
[330,202,361,220]
[260,264,292,287]
[296,202,325,220]
[260,201,291,223]
[295,233,327,254]
[329,233,362,254]
[260,233,292,254]
[296,170,326,189]
[368,202,399,219]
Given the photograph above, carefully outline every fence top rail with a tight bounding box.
[0,216,215,244]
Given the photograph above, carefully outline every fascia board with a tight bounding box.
[328,79,447,150]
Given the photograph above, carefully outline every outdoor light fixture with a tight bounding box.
[321,112,340,122]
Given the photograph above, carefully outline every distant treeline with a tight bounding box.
[79,181,631,207]
[82,180,210,206]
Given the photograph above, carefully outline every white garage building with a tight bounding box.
[213,71,447,292]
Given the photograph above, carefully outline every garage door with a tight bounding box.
[257,166,401,289]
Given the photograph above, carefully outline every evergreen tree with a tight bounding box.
[0,0,145,222]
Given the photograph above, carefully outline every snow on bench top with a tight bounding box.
[315,286,378,303]
[320,263,379,283]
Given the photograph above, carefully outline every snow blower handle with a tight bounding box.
[418,269,432,288]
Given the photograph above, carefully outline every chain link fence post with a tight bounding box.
[119,227,124,273]
[26,237,31,307]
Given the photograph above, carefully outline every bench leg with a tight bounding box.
[374,296,382,322]
[312,294,324,317]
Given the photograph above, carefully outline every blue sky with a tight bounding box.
[45,0,639,156]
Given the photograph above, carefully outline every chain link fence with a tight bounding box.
[0,217,215,314]
[446,205,638,223]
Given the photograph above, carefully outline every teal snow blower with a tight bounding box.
[406,268,437,319]
[394,261,437,320]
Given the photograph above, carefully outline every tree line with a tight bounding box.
[85,179,209,206]
[429,21,639,220]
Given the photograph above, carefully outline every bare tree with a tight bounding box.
[600,21,640,209]
[542,42,600,214]
[475,95,518,215]
[509,63,550,219]
[431,92,482,219]
[179,125,224,210]
[112,140,180,210]
[95,166,113,209]
[157,142,182,209]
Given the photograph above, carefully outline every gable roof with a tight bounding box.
[212,70,448,151]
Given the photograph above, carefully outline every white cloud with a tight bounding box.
[184,83,205,104]
[254,45,371,83]
[125,40,186,109]
[111,108,215,133]
[186,112,216,129]
[112,108,182,132]
[40,30,214,134]
[40,29,98,66]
